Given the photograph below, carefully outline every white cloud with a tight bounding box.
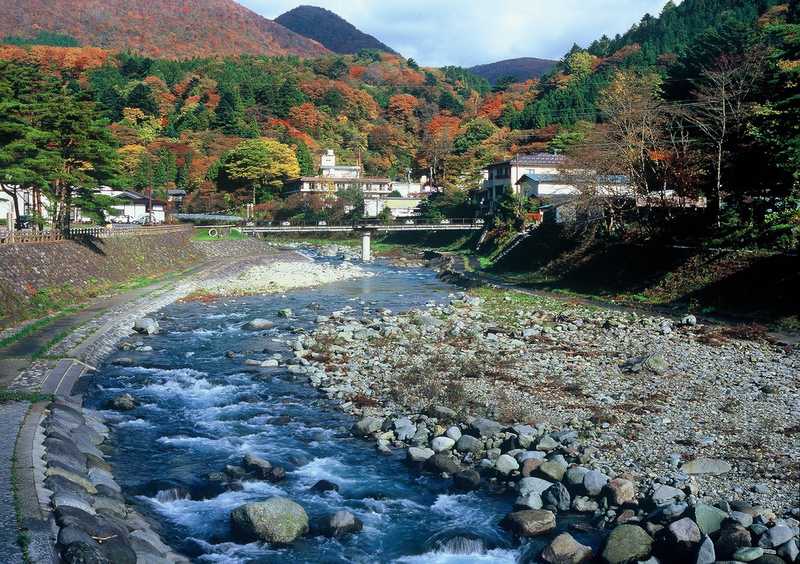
[241,0,674,67]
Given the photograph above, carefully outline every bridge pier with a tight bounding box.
[361,231,371,262]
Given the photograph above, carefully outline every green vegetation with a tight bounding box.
[2,31,79,47]
[192,228,249,241]
[0,389,53,403]
[0,317,58,349]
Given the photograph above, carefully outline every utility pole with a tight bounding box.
[148,187,154,223]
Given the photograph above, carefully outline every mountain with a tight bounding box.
[468,57,558,84]
[0,0,330,59]
[276,5,397,55]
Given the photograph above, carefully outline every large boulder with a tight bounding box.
[519,477,554,497]
[61,542,109,564]
[665,517,701,554]
[393,417,417,441]
[133,318,159,335]
[583,470,608,496]
[692,503,728,535]
[242,453,272,479]
[495,454,519,475]
[500,509,556,537]
[680,458,731,475]
[243,318,274,331]
[351,416,383,437]
[455,434,483,453]
[453,469,481,491]
[106,394,138,412]
[601,524,653,564]
[431,436,455,453]
[468,417,502,438]
[425,453,461,475]
[230,497,309,544]
[541,532,593,564]
[606,478,636,505]
[407,447,435,463]
[542,482,571,512]
[309,480,339,493]
[320,510,363,538]
[715,523,752,559]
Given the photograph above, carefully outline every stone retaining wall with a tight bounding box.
[0,229,202,324]
[43,396,189,563]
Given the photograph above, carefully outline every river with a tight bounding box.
[83,253,598,563]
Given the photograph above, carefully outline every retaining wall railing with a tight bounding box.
[0,224,190,244]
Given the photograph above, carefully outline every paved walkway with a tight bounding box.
[0,401,29,564]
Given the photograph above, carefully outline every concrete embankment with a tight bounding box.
[0,228,202,325]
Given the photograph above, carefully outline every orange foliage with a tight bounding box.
[349,65,367,80]
[0,45,110,74]
[266,118,318,150]
[606,44,642,64]
[427,114,461,140]
[479,93,505,121]
[388,94,419,120]
[288,102,323,133]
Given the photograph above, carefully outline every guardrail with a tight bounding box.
[240,218,484,231]
[0,224,191,245]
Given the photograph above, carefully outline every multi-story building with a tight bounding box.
[476,153,631,220]
[286,149,392,198]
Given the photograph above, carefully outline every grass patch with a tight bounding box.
[192,227,248,241]
[0,317,57,350]
[0,389,53,403]
[11,452,31,564]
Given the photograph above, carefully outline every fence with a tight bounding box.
[0,224,191,245]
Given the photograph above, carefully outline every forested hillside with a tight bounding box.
[276,6,398,55]
[468,57,557,85]
[0,0,798,249]
[0,0,329,59]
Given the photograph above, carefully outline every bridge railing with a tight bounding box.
[241,218,484,229]
[0,224,190,245]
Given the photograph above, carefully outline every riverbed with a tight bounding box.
[82,255,599,563]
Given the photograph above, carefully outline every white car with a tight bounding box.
[280,221,291,226]
[440,219,451,224]
[318,221,327,226]
[476,219,485,224]
[404,219,415,225]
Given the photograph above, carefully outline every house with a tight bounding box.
[286,149,392,198]
[72,187,166,224]
[0,185,166,226]
[476,153,633,222]
[477,153,569,214]
[364,197,422,218]
[167,189,187,211]
[104,189,166,223]
[0,186,48,223]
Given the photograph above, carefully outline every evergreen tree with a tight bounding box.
[215,84,245,134]
[294,141,315,176]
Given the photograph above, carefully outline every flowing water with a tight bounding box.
[84,253,600,563]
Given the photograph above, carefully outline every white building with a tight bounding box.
[476,153,630,217]
[0,185,165,226]
[287,149,392,198]
[364,197,422,218]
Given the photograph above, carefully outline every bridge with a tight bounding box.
[239,218,484,260]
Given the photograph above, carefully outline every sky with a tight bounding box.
[240,0,676,67]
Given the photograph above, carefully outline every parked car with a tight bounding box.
[404,219,415,225]
[280,221,291,226]
[440,219,451,224]
[15,215,32,229]
[475,219,485,224]
[318,221,327,226]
